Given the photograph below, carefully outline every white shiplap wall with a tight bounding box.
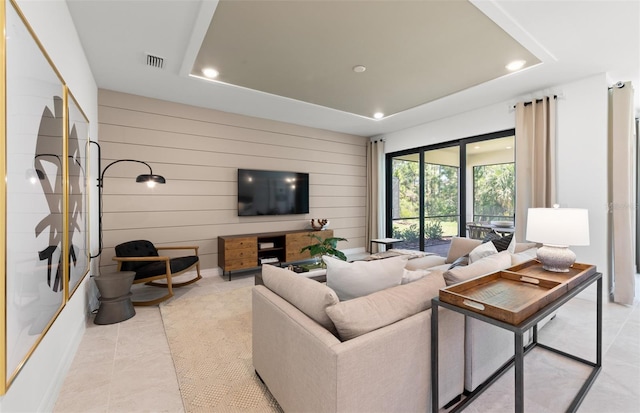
[97,89,367,273]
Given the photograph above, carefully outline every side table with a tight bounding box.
[93,271,136,325]
[369,238,403,252]
[431,271,602,413]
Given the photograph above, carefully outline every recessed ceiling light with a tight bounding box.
[506,146,512,149]
[474,145,481,149]
[373,112,384,119]
[353,65,366,73]
[505,60,526,71]
[202,67,219,78]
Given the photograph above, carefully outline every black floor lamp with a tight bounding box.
[90,140,166,258]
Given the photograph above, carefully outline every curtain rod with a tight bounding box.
[509,95,558,111]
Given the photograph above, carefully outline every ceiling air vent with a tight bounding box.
[146,54,164,69]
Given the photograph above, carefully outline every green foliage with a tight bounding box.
[424,220,443,240]
[392,159,420,218]
[394,223,419,242]
[424,164,458,217]
[473,163,515,219]
[300,234,348,261]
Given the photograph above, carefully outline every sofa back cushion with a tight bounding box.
[443,250,512,286]
[261,264,339,333]
[326,273,445,341]
[446,237,483,263]
[324,255,408,301]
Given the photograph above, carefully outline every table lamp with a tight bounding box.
[525,206,590,272]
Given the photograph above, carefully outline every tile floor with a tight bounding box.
[53,269,640,413]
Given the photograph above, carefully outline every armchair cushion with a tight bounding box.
[115,239,198,280]
[115,240,159,272]
[134,256,199,280]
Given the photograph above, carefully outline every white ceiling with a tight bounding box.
[66,0,640,137]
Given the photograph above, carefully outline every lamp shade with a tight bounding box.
[136,174,166,184]
[526,207,590,246]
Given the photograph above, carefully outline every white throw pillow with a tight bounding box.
[324,255,408,301]
[468,241,498,263]
[510,247,538,265]
[443,250,512,286]
[401,268,430,284]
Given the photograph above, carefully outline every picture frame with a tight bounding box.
[1,0,67,393]
[66,88,90,298]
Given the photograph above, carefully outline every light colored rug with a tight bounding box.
[160,285,282,412]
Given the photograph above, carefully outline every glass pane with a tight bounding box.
[465,136,515,238]
[424,146,459,255]
[391,154,420,250]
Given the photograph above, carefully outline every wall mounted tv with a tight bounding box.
[237,169,310,216]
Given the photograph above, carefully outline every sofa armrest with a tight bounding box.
[252,285,464,413]
[253,286,342,412]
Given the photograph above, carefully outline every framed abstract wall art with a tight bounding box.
[1,0,68,393]
[66,89,90,298]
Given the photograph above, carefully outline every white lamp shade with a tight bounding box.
[526,208,590,246]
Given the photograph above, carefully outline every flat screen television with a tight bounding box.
[237,169,310,216]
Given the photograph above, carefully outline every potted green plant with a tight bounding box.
[300,234,348,266]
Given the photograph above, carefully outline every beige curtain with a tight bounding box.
[514,97,557,241]
[366,139,385,253]
[609,81,636,305]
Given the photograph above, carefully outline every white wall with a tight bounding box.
[0,1,98,411]
[382,74,611,300]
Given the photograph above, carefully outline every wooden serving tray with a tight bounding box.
[439,260,597,325]
[507,260,596,291]
[440,270,566,325]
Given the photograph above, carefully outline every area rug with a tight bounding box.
[160,286,282,412]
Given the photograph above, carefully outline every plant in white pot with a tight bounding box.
[300,234,348,265]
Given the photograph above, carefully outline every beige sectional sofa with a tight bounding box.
[252,236,539,412]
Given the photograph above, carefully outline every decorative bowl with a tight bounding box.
[491,220,514,228]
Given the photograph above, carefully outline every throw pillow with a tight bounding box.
[326,273,445,341]
[491,233,514,252]
[514,242,538,253]
[401,268,430,284]
[482,230,502,243]
[261,264,339,333]
[448,254,469,270]
[324,255,408,301]
[443,250,512,286]
[445,237,482,264]
[468,241,498,263]
[405,254,446,270]
[510,247,538,266]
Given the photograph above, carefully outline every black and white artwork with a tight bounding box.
[3,0,66,390]
[67,90,90,297]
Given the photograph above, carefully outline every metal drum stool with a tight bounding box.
[93,271,136,325]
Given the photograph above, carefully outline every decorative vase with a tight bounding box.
[310,219,329,231]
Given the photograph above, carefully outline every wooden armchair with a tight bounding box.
[113,240,202,306]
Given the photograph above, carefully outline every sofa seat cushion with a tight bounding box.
[261,264,339,333]
[323,255,408,301]
[325,273,446,341]
[443,250,512,286]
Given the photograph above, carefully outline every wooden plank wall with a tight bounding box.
[96,89,367,273]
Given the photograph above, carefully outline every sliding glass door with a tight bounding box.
[386,130,514,256]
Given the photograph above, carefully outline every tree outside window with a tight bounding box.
[473,163,515,222]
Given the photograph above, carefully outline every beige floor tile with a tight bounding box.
[56,271,640,413]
